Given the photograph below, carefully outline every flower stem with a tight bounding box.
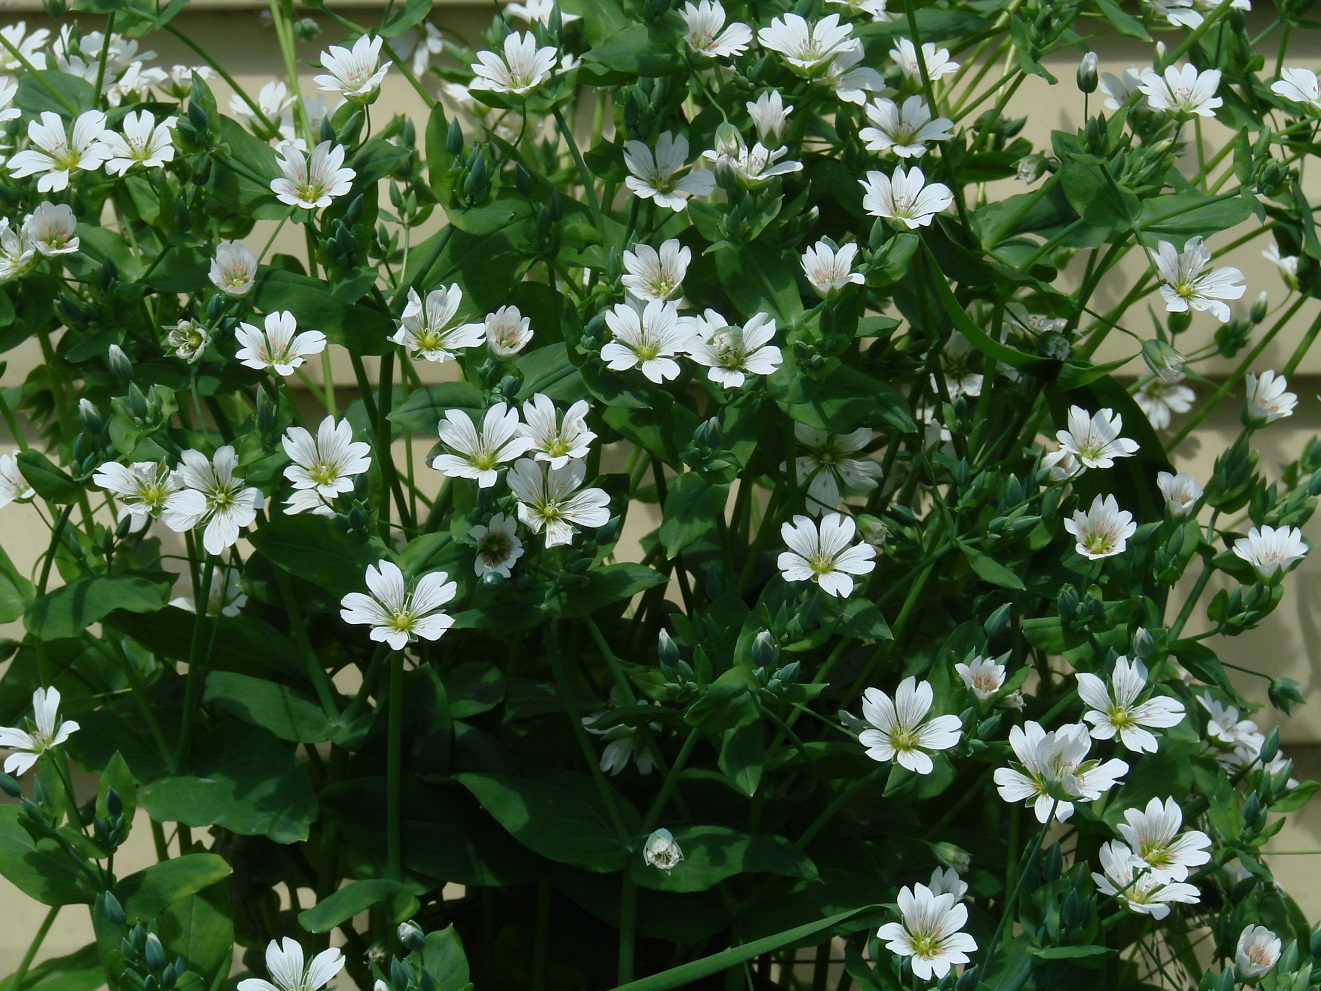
[12,905,60,991]
[552,106,604,226]
[387,650,403,881]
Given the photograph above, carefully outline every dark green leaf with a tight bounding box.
[422,926,473,991]
[247,515,389,599]
[545,564,665,619]
[388,382,487,434]
[0,944,103,991]
[26,575,169,641]
[251,267,394,356]
[1029,944,1116,959]
[16,451,82,504]
[0,807,97,906]
[116,854,232,919]
[629,825,818,892]
[659,475,728,555]
[204,671,333,744]
[961,544,1026,590]
[298,879,420,933]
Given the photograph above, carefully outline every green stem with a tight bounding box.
[166,25,278,133]
[174,562,215,771]
[618,875,638,985]
[981,801,1056,980]
[93,14,116,107]
[387,651,403,881]
[553,106,605,226]
[272,568,341,718]
[12,905,60,991]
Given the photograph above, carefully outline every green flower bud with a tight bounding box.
[1250,290,1269,324]
[1077,52,1098,94]
[1141,338,1185,383]
[397,920,426,952]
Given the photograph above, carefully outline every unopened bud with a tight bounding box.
[933,842,971,873]
[1141,338,1185,383]
[1167,310,1192,335]
[397,920,426,952]
[101,890,126,926]
[1250,290,1269,325]
[1016,154,1046,183]
[107,344,133,382]
[1077,52,1098,94]
[1131,627,1154,659]
[751,630,779,668]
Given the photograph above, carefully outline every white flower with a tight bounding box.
[0,451,33,508]
[758,13,855,75]
[169,565,247,617]
[860,166,954,229]
[747,91,793,144]
[777,512,877,598]
[1100,66,1143,110]
[209,240,257,297]
[877,882,977,981]
[622,240,690,302]
[9,111,110,193]
[93,460,178,533]
[433,403,534,488]
[601,298,694,384]
[792,425,883,516]
[681,1,753,58]
[1273,68,1321,115]
[819,43,885,105]
[643,828,684,873]
[955,656,1006,701]
[1244,369,1297,424]
[0,78,18,124]
[1092,840,1200,919]
[688,310,782,388]
[507,458,611,548]
[282,416,372,516]
[518,394,595,470]
[230,80,295,131]
[314,34,390,100]
[584,697,658,776]
[0,220,35,283]
[890,37,959,81]
[237,938,345,991]
[1055,406,1140,470]
[504,0,581,25]
[101,111,176,176]
[1041,446,1082,483]
[858,677,961,775]
[1077,656,1185,753]
[338,561,456,651]
[22,202,79,257]
[1232,524,1308,578]
[1157,471,1202,516]
[471,512,524,578]
[167,321,210,363]
[0,23,49,73]
[623,132,715,211]
[0,688,79,777]
[1263,243,1299,286]
[1117,796,1211,882]
[938,334,983,399]
[827,0,892,19]
[1197,693,1263,762]
[1140,63,1222,117]
[1145,0,1203,28]
[928,866,967,901]
[716,141,803,188]
[270,141,355,211]
[235,310,327,376]
[470,32,557,95]
[860,95,953,158]
[802,240,864,297]
[1153,237,1245,323]
[1135,375,1194,431]
[391,285,485,363]
[1236,925,1281,981]
[162,447,264,556]
[994,721,1128,823]
[1064,494,1137,560]
[482,305,533,357]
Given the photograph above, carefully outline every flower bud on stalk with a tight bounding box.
[1142,338,1186,383]
[1077,52,1098,94]
[1250,291,1269,324]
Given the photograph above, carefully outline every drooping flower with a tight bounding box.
[0,220,36,283]
[235,310,328,376]
[1055,406,1140,470]
[168,564,247,618]
[1236,925,1282,982]
[1135,374,1195,431]
[937,334,983,399]
[0,450,34,508]
[338,560,456,651]
[1077,656,1185,753]
[314,34,391,100]
[1157,471,1202,517]
[482,305,534,357]
[230,80,296,133]
[1244,369,1297,425]
[507,458,611,548]
[792,425,883,516]
[390,285,485,363]
[1117,796,1211,882]
[928,866,968,901]
[858,677,961,775]
[101,110,177,176]
[1145,0,1204,28]
[1232,524,1308,578]
[601,298,694,384]
[680,1,753,58]
[747,91,793,144]
[1041,446,1082,483]
[860,95,953,158]
[622,240,690,302]
[469,32,557,95]
[890,37,959,81]
[717,141,804,188]
[623,132,715,211]
[518,394,595,470]
[504,0,581,25]
[827,0,892,19]
[209,240,257,297]
[1152,237,1245,323]
[471,512,524,579]
[22,202,79,257]
[270,140,356,211]
[1139,63,1223,117]
[1263,243,1299,287]
[282,416,372,516]
[432,403,534,488]
[161,448,264,555]
[757,13,855,75]
[0,688,79,777]
[643,828,684,873]
[1272,68,1321,115]
[688,310,782,388]
[1064,494,1137,560]
[994,721,1128,823]
[777,512,877,598]
[1100,66,1143,110]
[584,694,659,776]
[1092,840,1200,919]
[955,656,1006,702]
[801,240,864,297]
[93,460,179,533]
[819,42,885,105]
[167,321,210,363]
[8,110,110,192]
[237,938,345,991]
[860,166,954,229]
[877,882,977,981]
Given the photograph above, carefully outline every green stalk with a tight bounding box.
[93,14,116,107]
[272,568,340,718]
[387,650,403,881]
[618,875,638,985]
[12,905,60,991]
[174,562,215,771]
[981,802,1056,981]
[553,106,605,226]
[166,25,278,133]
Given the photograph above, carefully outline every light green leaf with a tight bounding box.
[388,382,487,434]
[204,672,333,744]
[298,879,420,933]
[26,575,169,642]
[0,807,97,906]
[116,854,233,919]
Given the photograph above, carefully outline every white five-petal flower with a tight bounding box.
[680,1,753,58]
[1236,925,1282,981]
[994,721,1128,823]
[688,310,782,388]
[1055,406,1140,470]
[802,240,864,297]
[518,394,595,470]
[860,165,954,229]
[339,560,456,650]
[0,688,79,777]
[1139,63,1222,117]
[1117,796,1211,882]
[601,298,694,384]
[93,460,179,533]
[282,416,372,516]
[391,285,485,362]
[1244,369,1297,425]
[1157,471,1202,517]
[1232,524,1308,578]
[161,446,265,556]
[1135,374,1195,431]
[433,402,534,488]
[314,34,391,100]
[270,140,356,211]
[777,512,877,597]
[9,110,110,192]
[861,95,953,158]
[0,450,34,508]
[890,37,959,81]
[22,202,79,257]
[623,239,691,302]
[623,132,715,211]
[747,91,793,143]
[209,240,257,297]
[238,938,345,991]
[758,13,855,74]
[643,828,684,873]
[470,32,557,95]
[1077,656,1185,753]
[483,305,534,357]
[101,110,176,176]
[1064,493,1137,560]
[507,457,611,548]
[235,310,328,376]
[471,512,524,578]
[1153,237,1245,323]
[876,882,977,981]
[955,656,1006,701]
[1092,840,1200,919]
[1273,68,1321,115]
[792,425,883,516]
[858,677,962,774]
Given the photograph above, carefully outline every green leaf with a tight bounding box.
[1093,0,1150,38]
[15,72,95,118]
[26,575,169,641]
[770,352,916,434]
[1029,944,1116,960]
[380,0,433,36]
[714,242,803,326]
[1272,780,1319,813]
[204,671,333,744]
[455,771,637,872]
[629,825,818,892]
[116,854,233,919]
[0,944,103,991]
[251,268,394,356]
[96,752,137,846]
[421,926,473,991]
[659,475,728,555]
[155,883,234,988]
[247,515,389,599]
[545,564,665,619]
[0,552,35,625]
[141,722,318,844]
[1059,162,1140,241]
[0,807,97,906]
[961,544,1026,590]
[1137,192,1254,249]
[445,662,506,719]
[16,451,82,504]
[388,382,487,434]
[298,879,420,933]
[404,226,534,316]
[581,23,684,80]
